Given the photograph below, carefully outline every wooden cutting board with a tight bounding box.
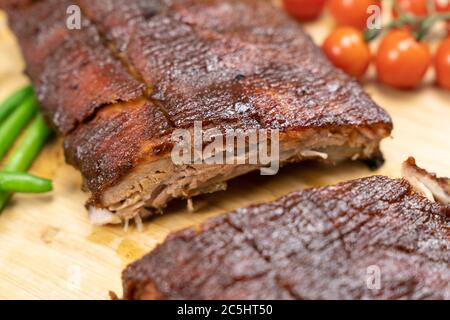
[0,7,449,299]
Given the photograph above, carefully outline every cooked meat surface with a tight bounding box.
[402,157,450,204]
[122,176,450,300]
[3,0,392,223]
[2,0,145,134]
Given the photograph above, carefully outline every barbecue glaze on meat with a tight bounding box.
[3,0,392,224]
[122,176,450,300]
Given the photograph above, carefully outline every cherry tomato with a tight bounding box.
[435,0,450,32]
[435,0,450,12]
[328,0,382,30]
[322,27,371,77]
[392,0,428,17]
[435,37,450,89]
[282,0,327,21]
[376,30,431,89]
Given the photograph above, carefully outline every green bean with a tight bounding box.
[0,95,37,160]
[0,172,52,193]
[0,114,52,211]
[0,85,33,124]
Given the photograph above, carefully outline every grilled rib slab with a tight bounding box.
[3,0,393,223]
[122,176,450,300]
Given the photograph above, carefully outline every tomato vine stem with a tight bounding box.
[364,1,450,42]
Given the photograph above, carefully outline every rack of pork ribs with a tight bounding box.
[3,0,391,225]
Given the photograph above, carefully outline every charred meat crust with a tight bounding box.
[122,176,450,300]
[2,0,146,134]
[75,0,392,131]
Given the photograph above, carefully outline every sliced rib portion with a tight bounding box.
[67,114,387,224]
[3,0,392,223]
[122,176,450,300]
[402,157,450,204]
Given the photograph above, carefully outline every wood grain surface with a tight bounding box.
[0,6,449,299]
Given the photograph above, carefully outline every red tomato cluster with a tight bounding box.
[282,0,450,89]
[283,0,380,28]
